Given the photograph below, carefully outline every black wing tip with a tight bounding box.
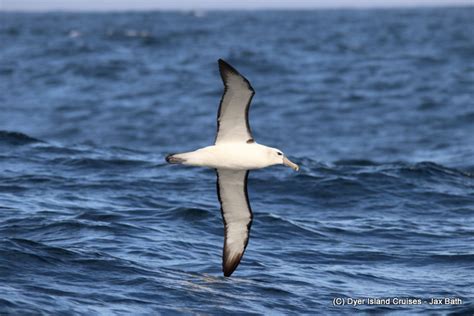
[223,252,243,277]
[217,58,255,93]
[218,58,239,79]
[218,58,236,71]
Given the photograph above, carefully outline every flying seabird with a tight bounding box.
[166,59,299,277]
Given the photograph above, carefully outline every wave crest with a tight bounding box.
[0,131,43,146]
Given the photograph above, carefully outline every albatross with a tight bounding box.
[166,59,299,277]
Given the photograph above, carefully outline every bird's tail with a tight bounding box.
[165,153,187,164]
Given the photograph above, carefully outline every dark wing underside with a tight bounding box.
[215,59,255,144]
[216,169,253,277]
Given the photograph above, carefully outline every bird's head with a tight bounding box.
[268,148,299,171]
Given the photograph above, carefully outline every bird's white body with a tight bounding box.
[172,143,282,170]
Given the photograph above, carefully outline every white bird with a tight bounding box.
[166,59,299,277]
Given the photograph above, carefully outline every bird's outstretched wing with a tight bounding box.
[215,59,255,144]
[216,169,253,277]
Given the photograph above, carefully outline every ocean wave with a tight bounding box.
[49,157,151,169]
[296,158,472,179]
[160,207,215,221]
[0,131,44,146]
[257,213,329,239]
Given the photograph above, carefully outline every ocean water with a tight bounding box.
[1,8,474,315]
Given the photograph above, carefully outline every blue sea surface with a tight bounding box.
[1,8,474,315]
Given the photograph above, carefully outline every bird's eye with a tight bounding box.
[277,152,282,156]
